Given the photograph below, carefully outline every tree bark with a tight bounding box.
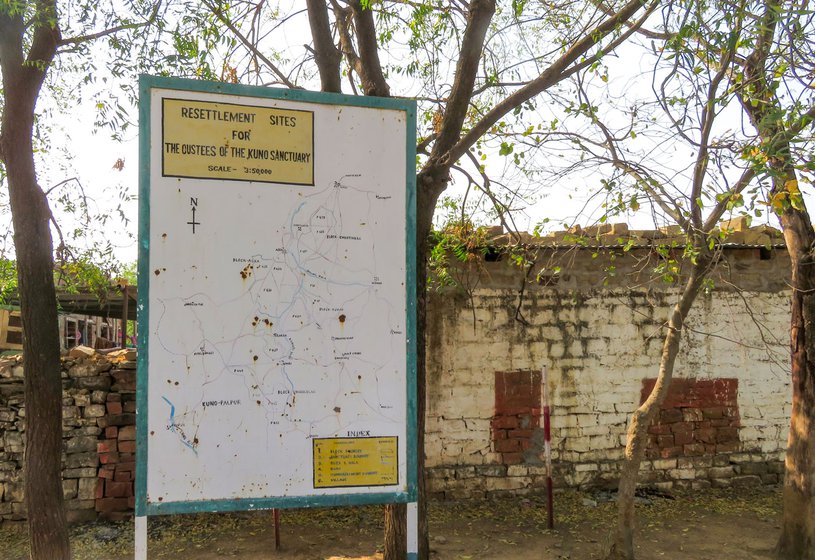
[381,169,445,560]
[0,4,69,559]
[749,138,815,560]
[605,260,708,560]
[383,503,407,558]
[346,0,389,97]
[759,140,815,560]
[382,2,495,558]
[735,3,815,555]
[776,249,815,559]
[305,0,342,93]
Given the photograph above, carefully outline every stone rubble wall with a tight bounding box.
[0,348,136,523]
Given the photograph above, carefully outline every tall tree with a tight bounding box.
[628,1,814,555]
[187,1,659,557]
[564,1,815,560]
[548,13,762,554]
[0,3,66,556]
[491,1,812,556]
[733,2,815,557]
[0,2,165,557]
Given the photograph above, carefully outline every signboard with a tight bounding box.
[161,99,314,185]
[137,76,416,516]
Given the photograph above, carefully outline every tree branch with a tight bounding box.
[417,133,438,155]
[701,166,757,231]
[448,0,656,165]
[0,1,60,122]
[203,0,301,89]
[428,0,496,164]
[574,76,690,231]
[347,0,389,96]
[24,1,61,90]
[594,0,673,40]
[691,39,737,228]
[461,150,520,238]
[306,0,342,93]
[330,0,363,85]
[58,1,161,47]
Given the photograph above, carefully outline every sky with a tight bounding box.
[3,2,808,270]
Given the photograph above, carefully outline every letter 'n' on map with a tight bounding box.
[161,98,314,185]
[313,437,398,488]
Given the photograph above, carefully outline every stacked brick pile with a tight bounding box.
[96,350,137,520]
[0,347,138,523]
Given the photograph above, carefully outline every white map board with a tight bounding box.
[136,77,416,514]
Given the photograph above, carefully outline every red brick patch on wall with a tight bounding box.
[492,370,541,465]
[642,378,740,459]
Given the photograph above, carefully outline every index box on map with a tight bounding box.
[313,437,398,488]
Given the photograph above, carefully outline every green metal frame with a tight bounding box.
[137,75,417,516]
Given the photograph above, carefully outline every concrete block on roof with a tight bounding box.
[583,224,612,237]
[721,216,750,232]
[742,230,772,246]
[484,225,503,237]
[68,346,96,359]
[659,225,683,236]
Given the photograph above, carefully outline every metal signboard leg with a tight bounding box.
[135,515,148,560]
[407,501,418,559]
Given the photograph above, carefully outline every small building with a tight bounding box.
[0,287,137,352]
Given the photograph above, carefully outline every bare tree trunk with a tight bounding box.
[382,170,441,560]
[413,178,440,560]
[605,261,708,560]
[305,0,342,93]
[734,3,815,553]
[776,253,815,559]
[384,503,407,558]
[383,1,496,556]
[767,176,815,560]
[0,6,69,559]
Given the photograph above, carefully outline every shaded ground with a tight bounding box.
[0,486,782,559]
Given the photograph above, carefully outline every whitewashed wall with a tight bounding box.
[424,246,792,498]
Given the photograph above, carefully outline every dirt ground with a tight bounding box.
[0,486,782,560]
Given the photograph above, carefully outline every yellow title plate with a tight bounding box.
[313,437,398,488]
[161,98,314,185]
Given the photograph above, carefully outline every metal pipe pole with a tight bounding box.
[121,284,129,348]
[273,508,281,550]
[542,365,554,529]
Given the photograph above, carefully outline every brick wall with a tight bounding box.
[643,378,741,459]
[425,245,792,498]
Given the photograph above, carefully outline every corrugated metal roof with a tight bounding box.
[3,287,138,321]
